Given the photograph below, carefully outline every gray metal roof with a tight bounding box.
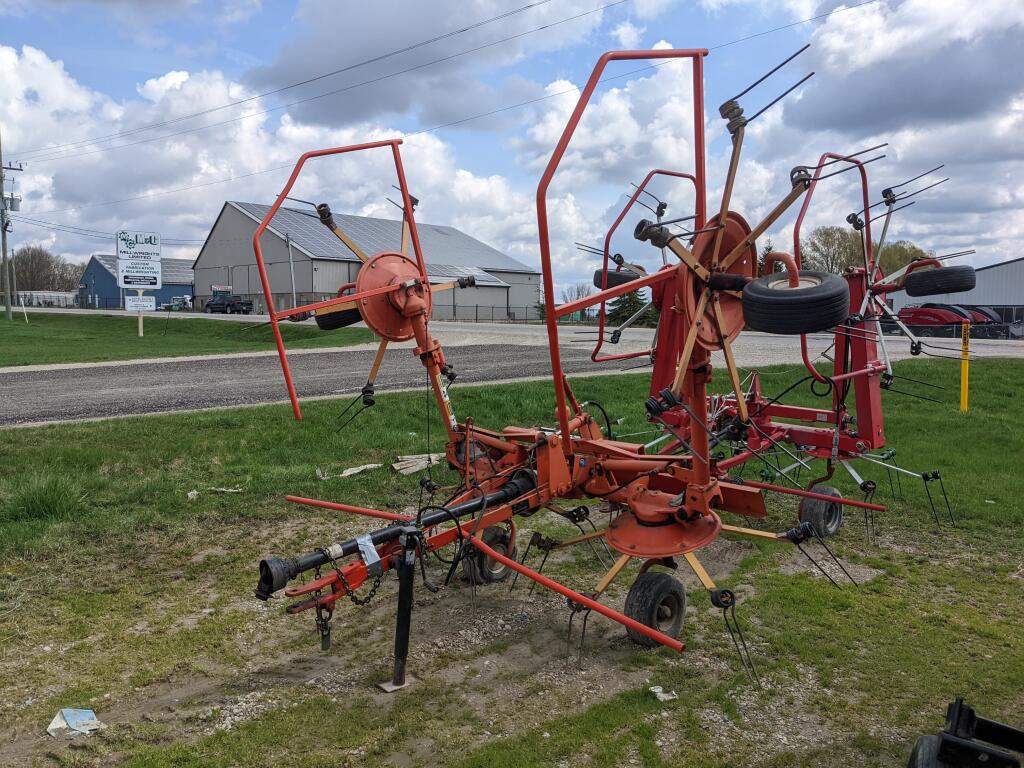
[230,201,536,275]
[92,254,194,284]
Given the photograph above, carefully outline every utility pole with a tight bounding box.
[1,122,24,321]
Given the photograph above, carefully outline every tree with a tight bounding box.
[560,282,592,305]
[606,290,647,326]
[759,237,774,276]
[560,281,594,323]
[802,226,863,274]
[876,239,931,276]
[12,245,84,291]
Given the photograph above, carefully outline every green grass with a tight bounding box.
[1,358,1022,767]
[0,312,375,366]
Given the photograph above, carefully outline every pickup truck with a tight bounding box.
[204,295,253,315]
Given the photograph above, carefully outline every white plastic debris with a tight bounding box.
[47,708,104,738]
[391,453,445,475]
[207,486,243,494]
[649,685,678,702]
[317,464,383,480]
[186,489,199,501]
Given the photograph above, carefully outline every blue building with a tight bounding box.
[78,254,194,310]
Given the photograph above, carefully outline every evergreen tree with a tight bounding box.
[607,290,647,326]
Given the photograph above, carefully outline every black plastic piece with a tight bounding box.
[708,272,751,292]
[316,202,335,229]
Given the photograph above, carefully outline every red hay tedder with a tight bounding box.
[250,47,976,689]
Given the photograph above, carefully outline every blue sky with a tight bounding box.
[1,0,1020,296]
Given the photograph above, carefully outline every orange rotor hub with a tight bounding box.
[606,510,722,558]
[355,252,432,342]
[679,211,756,350]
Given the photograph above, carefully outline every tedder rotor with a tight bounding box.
[249,47,975,690]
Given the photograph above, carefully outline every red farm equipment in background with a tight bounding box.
[248,47,976,690]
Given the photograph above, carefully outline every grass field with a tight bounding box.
[0,312,375,366]
[1,358,1022,767]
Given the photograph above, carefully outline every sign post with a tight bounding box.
[960,322,970,412]
[116,231,161,338]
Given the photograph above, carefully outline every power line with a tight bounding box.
[11,215,204,244]
[12,0,556,160]
[24,0,624,165]
[29,0,880,219]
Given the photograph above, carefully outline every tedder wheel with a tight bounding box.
[463,526,517,584]
[742,270,850,334]
[904,265,976,297]
[314,307,363,331]
[906,734,942,768]
[623,571,686,648]
[798,484,844,538]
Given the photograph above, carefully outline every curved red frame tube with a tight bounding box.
[792,152,875,384]
[536,49,709,447]
[591,168,698,363]
[251,138,426,420]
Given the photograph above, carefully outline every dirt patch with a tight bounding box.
[780,546,885,585]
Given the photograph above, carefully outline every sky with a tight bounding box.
[1,0,1021,299]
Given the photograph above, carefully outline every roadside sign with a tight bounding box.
[125,295,156,312]
[116,231,161,261]
[117,230,162,289]
[118,259,162,289]
[211,284,232,293]
[115,230,162,336]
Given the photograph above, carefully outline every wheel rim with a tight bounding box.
[824,502,841,532]
[485,544,507,577]
[655,593,681,631]
[766,274,822,290]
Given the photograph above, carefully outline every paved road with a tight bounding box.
[2,320,1019,427]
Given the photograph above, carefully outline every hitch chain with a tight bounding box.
[318,547,384,606]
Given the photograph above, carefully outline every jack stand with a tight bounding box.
[378,528,419,692]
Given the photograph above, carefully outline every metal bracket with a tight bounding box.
[356,534,382,577]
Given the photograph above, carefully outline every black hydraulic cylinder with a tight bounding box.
[255,473,535,600]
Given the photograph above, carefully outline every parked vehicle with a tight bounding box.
[884,303,1010,339]
[204,295,253,314]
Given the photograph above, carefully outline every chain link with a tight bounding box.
[319,548,384,606]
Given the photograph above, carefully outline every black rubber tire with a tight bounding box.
[904,265,976,297]
[204,306,213,314]
[593,268,641,290]
[742,271,850,334]
[314,307,362,331]
[462,526,517,584]
[623,571,686,648]
[907,734,942,768]
[798,484,844,538]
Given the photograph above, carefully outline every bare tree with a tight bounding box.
[560,282,592,305]
[802,226,864,274]
[11,246,85,291]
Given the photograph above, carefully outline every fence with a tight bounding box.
[14,292,79,308]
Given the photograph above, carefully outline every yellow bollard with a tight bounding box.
[960,322,970,412]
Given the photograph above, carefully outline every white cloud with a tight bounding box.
[217,0,261,24]
[611,20,645,47]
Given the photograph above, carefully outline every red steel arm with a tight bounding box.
[536,49,709,448]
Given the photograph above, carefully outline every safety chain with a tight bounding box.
[318,547,384,606]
